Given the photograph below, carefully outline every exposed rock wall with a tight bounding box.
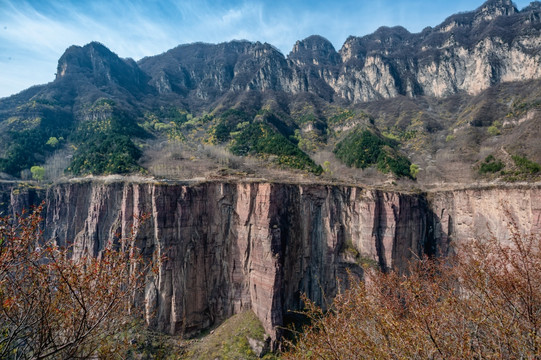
[2,180,540,343]
[136,2,541,104]
[429,186,541,252]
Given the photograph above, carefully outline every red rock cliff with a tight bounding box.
[3,180,539,343]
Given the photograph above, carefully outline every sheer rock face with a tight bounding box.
[429,186,541,252]
[2,181,541,343]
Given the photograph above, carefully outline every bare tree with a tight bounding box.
[0,204,155,359]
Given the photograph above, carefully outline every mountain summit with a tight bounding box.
[56,42,150,95]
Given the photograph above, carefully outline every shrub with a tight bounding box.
[410,163,420,179]
[512,154,541,174]
[487,125,501,136]
[0,205,155,359]
[479,159,505,174]
[30,165,45,181]
[45,136,60,148]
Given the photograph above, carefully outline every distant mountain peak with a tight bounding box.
[56,42,119,79]
[55,42,149,95]
[289,35,340,67]
[475,0,518,23]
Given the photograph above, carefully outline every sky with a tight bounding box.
[0,0,533,99]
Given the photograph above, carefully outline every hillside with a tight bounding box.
[0,0,541,187]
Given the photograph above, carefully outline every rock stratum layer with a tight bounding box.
[2,180,540,343]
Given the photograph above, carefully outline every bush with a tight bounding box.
[410,163,420,179]
[487,125,501,136]
[0,205,154,359]
[30,165,45,181]
[479,157,505,174]
[512,154,541,174]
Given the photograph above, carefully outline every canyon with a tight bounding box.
[2,179,539,345]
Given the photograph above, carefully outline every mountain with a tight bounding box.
[2,1,541,352]
[0,0,541,185]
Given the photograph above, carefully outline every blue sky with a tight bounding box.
[0,0,533,98]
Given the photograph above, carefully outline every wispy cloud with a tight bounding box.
[0,0,533,98]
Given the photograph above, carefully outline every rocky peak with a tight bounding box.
[56,42,149,93]
[339,26,414,63]
[288,35,340,67]
[474,0,518,24]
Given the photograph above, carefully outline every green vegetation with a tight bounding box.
[68,134,143,175]
[230,122,322,174]
[479,154,541,181]
[487,126,501,136]
[327,109,368,126]
[341,237,380,269]
[322,161,332,174]
[487,120,502,136]
[46,136,60,148]
[184,311,277,359]
[0,107,73,176]
[30,166,45,181]
[506,100,541,118]
[68,108,146,175]
[410,164,420,179]
[479,155,505,174]
[512,154,541,175]
[208,109,252,144]
[334,128,413,178]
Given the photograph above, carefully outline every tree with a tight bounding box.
[285,221,541,359]
[45,137,59,148]
[410,163,419,179]
[0,204,155,359]
[30,166,45,181]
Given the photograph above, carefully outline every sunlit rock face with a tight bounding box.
[134,1,541,104]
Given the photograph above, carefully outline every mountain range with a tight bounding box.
[1,0,541,186]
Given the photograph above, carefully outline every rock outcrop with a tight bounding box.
[3,179,540,344]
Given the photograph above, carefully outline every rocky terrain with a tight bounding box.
[1,0,541,350]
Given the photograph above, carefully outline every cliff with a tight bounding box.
[2,179,539,344]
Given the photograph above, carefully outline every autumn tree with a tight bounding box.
[285,222,541,359]
[0,204,155,359]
